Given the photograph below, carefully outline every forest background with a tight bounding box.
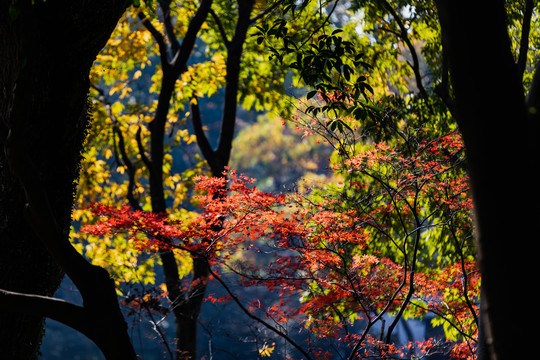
[1,0,539,360]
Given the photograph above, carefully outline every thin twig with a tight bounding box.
[208,266,315,360]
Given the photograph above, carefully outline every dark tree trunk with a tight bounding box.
[435,1,540,359]
[137,0,254,357]
[0,1,127,358]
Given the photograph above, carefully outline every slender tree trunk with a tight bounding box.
[435,2,540,359]
[174,2,254,358]
[0,1,127,358]
[139,0,255,357]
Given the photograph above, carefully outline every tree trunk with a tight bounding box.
[435,1,540,359]
[139,0,255,357]
[0,1,127,358]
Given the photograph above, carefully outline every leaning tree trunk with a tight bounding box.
[436,1,540,359]
[0,1,127,358]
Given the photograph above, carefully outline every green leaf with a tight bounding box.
[307,90,318,100]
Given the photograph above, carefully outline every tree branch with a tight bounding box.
[434,43,456,115]
[379,0,428,98]
[250,0,285,24]
[213,0,255,176]
[147,0,213,213]
[209,8,231,47]
[113,125,142,211]
[172,0,213,72]
[189,97,216,166]
[207,266,315,360]
[140,4,215,358]
[138,10,171,68]
[517,0,534,80]
[93,84,149,212]
[158,0,181,56]
[136,126,152,171]
[0,289,89,340]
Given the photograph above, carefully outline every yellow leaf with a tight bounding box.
[259,343,275,357]
[104,148,113,159]
[159,283,168,296]
[109,83,124,96]
[187,134,197,144]
[133,70,142,80]
[120,86,132,99]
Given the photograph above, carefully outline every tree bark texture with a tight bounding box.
[0,1,127,358]
[435,1,540,359]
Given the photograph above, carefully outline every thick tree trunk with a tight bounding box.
[435,2,540,359]
[0,1,127,358]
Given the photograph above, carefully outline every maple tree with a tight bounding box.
[83,118,479,359]
[82,16,481,351]
[280,2,540,359]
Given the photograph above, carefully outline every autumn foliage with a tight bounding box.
[83,125,479,359]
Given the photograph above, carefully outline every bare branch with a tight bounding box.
[142,302,174,360]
